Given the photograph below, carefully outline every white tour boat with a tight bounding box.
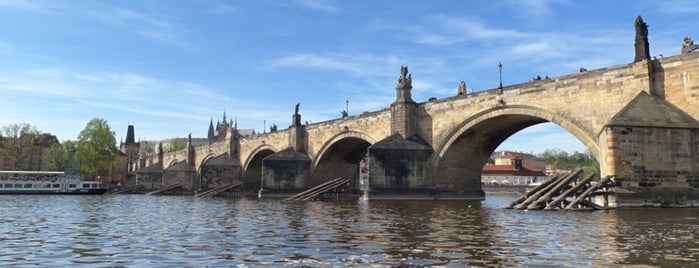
[0,170,107,195]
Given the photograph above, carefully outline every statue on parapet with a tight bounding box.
[633,15,650,62]
[634,15,648,38]
[395,65,414,102]
[682,37,699,53]
[294,103,300,115]
[457,81,466,95]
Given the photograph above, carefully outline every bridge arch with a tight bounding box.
[242,144,279,189]
[198,153,217,170]
[432,105,599,189]
[167,159,181,168]
[311,130,375,186]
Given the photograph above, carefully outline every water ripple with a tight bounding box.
[0,195,697,267]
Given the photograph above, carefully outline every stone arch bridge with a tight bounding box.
[136,32,699,207]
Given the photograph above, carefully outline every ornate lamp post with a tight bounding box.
[498,62,503,90]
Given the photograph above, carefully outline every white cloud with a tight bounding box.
[658,0,699,14]
[88,7,188,48]
[293,0,340,13]
[0,0,43,11]
[506,0,572,16]
[209,2,236,13]
[269,53,402,78]
[404,16,529,46]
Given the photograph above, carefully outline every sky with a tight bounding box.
[0,0,697,155]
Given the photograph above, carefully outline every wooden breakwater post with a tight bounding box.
[564,175,614,210]
[543,173,596,210]
[515,170,582,210]
[505,175,560,209]
[507,170,615,211]
[526,169,583,210]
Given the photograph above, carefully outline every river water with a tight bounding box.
[0,194,697,267]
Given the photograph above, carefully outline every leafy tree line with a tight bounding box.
[0,122,42,170]
[1,118,118,179]
[539,149,599,178]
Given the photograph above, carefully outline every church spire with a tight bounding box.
[207,117,215,141]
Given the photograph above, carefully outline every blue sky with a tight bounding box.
[0,0,697,155]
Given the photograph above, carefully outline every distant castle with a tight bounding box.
[118,112,254,176]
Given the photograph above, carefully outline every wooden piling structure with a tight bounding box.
[543,174,595,210]
[505,175,560,209]
[195,181,243,198]
[285,177,350,201]
[145,183,183,196]
[564,176,614,210]
[507,170,615,211]
[526,169,583,210]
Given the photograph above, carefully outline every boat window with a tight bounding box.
[13,184,22,188]
[83,183,91,188]
[3,184,10,188]
[24,184,32,188]
[52,184,60,188]
[69,184,76,188]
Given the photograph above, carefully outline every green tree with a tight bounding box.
[539,149,599,179]
[165,138,187,152]
[0,122,41,170]
[43,140,79,173]
[76,118,118,179]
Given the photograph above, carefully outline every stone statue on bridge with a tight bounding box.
[682,37,699,54]
[634,15,650,62]
[292,103,302,126]
[395,65,414,103]
[457,81,466,95]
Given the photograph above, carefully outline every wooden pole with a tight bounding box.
[544,173,596,210]
[505,175,560,209]
[527,169,583,210]
[564,175,613,210]
[516,172,575,210]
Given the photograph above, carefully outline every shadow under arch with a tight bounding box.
[432,105,599,190]
[242,144,278,189]
[311,130,375,187]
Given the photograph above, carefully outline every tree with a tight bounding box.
[539,149,599,179]
[43,140,79,173]
[165,138,187,152]
[76,118,118,179]
[0,122,41,170]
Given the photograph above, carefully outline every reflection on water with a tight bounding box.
[0,194,696,267]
